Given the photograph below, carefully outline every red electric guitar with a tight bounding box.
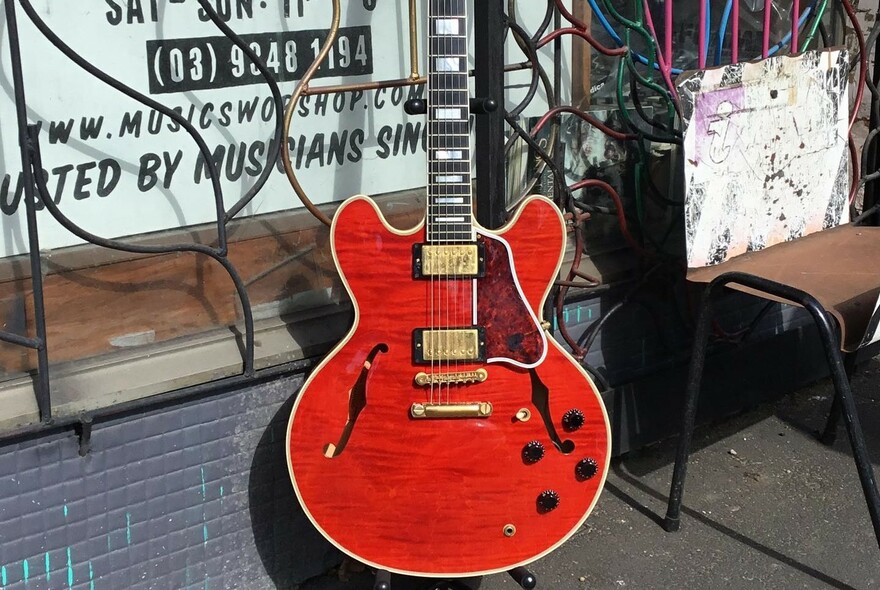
[287,0,610,577]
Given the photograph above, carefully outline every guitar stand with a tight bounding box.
[508,567,538,589]
[372,567,537,590]
[373,569,391,590]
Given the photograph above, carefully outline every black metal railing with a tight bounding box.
[0,0,868,446]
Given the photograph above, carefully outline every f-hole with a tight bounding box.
[529,369,575,454]
[323,343,389,458]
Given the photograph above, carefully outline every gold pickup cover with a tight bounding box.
[415,243,485,278]
[420,329,481,362]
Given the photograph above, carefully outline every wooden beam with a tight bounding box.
[571,0,593,106]
[0,194,424,376]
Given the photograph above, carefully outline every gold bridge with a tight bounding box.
[414,369,488,386]
[413,328,485,363]
[413,243,485,278]
[410,402,493,419]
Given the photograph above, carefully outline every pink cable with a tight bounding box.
[664,0,673,67]
[791,0,800,54]
[642,0,679,102]
[698,1,707,68]
[731,0,740,62]
[762,0,771,58]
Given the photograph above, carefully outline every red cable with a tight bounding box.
[537,27,628,57]
[841,0,866,133]
[841,0,866,200]
[531,106,637,141]
[556,227,589,359]
[569,179,645,256]
[850,134,860,203]
[546,0,627,57]
[553,0,588,30]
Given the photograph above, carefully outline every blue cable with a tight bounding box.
[589,0,623,46]
[589,0,819,76]
[716,0,734,66]
[705,0,711,66]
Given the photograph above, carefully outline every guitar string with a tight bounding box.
[445,1,452,407]
[429,4,436,407]
[458,0,467,404]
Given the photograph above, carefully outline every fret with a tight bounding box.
[427,122,470,131]
[429,131,470,141]
[426,236,476,243]
[429,137,470,149]
[427,232,474,238]
[428,160,470,169]
[428,209,473,215]
[429,185,471,192]
[429,90,468,103]
[430,38,467,55]
[430,0,466,14]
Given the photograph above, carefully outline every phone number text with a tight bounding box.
[146,27,373,94]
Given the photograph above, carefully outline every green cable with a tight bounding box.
[602,0,677,131]
[634,159,645,226]
[801,0,829,52]
[589,0,683,254]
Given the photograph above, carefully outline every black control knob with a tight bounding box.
[575,458,598,481]
[536,490,560,513]
[562,409,585,431]
[522,440,546,464]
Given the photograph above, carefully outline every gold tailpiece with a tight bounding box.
[410,402,493,419]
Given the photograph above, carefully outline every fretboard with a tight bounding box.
[427,0,474,243]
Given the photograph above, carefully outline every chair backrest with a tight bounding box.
[678,48,851,269]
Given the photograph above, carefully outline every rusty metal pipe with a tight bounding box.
[283,0,427,226]
[281,0,341,227]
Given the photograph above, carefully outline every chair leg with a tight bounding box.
[820,352,857,446]
[808,309,880,551]
[664,284,715,533]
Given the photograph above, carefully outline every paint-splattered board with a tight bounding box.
[679,49,850,268]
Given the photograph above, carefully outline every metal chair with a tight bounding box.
[661,48,880,550]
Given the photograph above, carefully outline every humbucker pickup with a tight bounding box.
[412,243,486,279]
[413,327,486,364]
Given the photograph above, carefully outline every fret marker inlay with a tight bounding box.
[435,150,463,160]
[435,108,464,120]
[436,175,464,183]
[435,57,462,72]
[435,18,460,35]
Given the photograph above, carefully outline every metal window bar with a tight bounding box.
[0,0,868,440]
[2,0,289,424]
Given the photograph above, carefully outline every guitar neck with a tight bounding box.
[427,0,474,244]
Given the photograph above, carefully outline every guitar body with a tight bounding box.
[287,195,610,577]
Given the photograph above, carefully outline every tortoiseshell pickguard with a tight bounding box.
[477,234,544,365]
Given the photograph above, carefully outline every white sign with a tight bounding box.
[0,1,569,258]
[679,49,850,268]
